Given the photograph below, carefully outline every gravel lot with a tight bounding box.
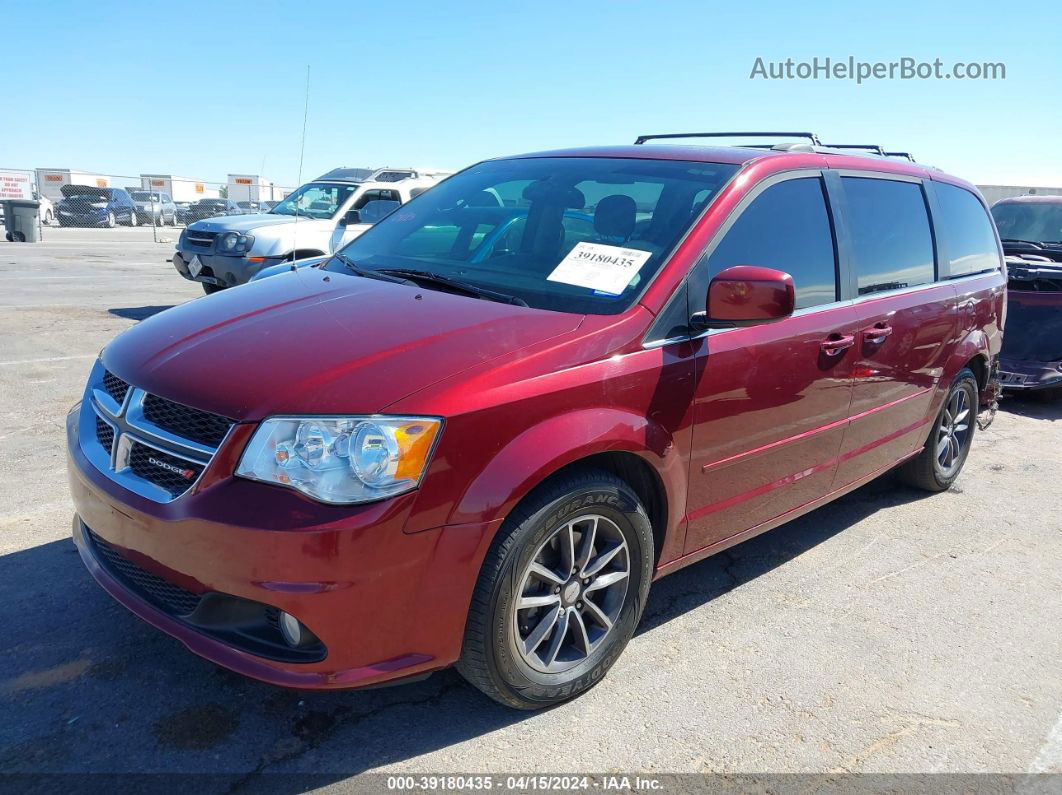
[1,231,1060,787]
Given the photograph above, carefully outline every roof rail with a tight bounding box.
[821,144,887,156]
[884,151,916,162]
[633,131,821,146]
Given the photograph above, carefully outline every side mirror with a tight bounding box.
[343,209,361,226]
[702,266,795,327]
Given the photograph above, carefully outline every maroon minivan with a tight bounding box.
[67,133,1005,709]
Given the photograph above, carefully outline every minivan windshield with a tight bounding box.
[991,202,1062,244]
[270,182,357,219]
[130,191,160,202]
[324,157,737,314]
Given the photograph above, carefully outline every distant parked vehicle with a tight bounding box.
[236,201,263,214]
[57,186,138,227]
[174,202,193,225]
[130,191,179,226]
[991,195,1062,393]
[182,198,244,224]
[173,167,448,293]
[260,200,278,211]
[33,192,56,225]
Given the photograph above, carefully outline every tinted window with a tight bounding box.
[991,201,1062,244]
[703,177,838,310]
[843,177,934,295]
[935,184,999,277]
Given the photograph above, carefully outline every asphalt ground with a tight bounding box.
[0,232,1060,789]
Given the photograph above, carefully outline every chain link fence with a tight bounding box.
[1,166,294,243]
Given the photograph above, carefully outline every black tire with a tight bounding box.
[202,282,223,295]
[897,368,978,492]
[128,211,137,227]
[457,468,653,710]
[105,211,116,228]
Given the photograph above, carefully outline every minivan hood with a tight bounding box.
[102,270,582,419]
[188,214,320,234]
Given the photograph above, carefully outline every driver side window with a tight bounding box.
[692,177,839,313]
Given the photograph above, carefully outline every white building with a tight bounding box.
[140,174,220,202]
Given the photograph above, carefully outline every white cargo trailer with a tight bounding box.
[140,174,220,202]
[35,169,112,201]
[227,174,281,203]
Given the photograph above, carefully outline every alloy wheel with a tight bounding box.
[936,386,971,474]
[512,514,630,674]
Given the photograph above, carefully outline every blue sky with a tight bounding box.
[5,0,1061,189]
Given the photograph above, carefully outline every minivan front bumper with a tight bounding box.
[66,406,494,689]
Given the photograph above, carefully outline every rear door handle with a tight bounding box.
[862,324,894,345]
[820,334,856,355]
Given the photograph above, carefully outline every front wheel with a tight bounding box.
[105,211,116,228]
[457,468,653,709]
[898,367,978,491]
[128,211,137,227]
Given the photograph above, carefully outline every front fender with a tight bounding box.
[447,408,686,542]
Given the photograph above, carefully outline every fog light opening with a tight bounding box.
[278,611,315,648]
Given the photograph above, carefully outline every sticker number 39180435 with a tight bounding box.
[546,242,652,296]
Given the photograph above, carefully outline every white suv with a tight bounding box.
[171,168,449,293]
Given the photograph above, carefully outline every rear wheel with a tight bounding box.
[457,468,653,709]
[898,368,978,491]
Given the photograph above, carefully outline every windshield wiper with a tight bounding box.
[376,268,529,307]
[1000,238,1045,246]
[333,254,418,286]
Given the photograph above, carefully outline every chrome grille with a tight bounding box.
[80,361,231,503]
[88,528,202,616]
[128,441,205,498]
[95,415,115,452]
[142,394,233,448]
[102,370,130,404]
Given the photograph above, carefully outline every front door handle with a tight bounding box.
[862,324,894,345]
[820,334,856,355]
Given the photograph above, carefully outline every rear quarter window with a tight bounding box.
[934,183,1000,277]
[842,177,935,295]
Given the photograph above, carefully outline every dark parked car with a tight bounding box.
[182,198,244,223]
[68,133,1004,709]
[991,195,1062,392]
[130,191,179,226]
[236,201,263,213]
[57,186,138,227]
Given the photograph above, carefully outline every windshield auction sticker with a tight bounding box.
[547,242,652,295]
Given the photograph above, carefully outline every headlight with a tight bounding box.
[235,416,442,504]
[217,231,255,254]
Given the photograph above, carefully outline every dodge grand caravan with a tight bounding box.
[67,133,1005,709]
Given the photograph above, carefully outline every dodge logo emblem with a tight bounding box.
[148,456,196,480]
